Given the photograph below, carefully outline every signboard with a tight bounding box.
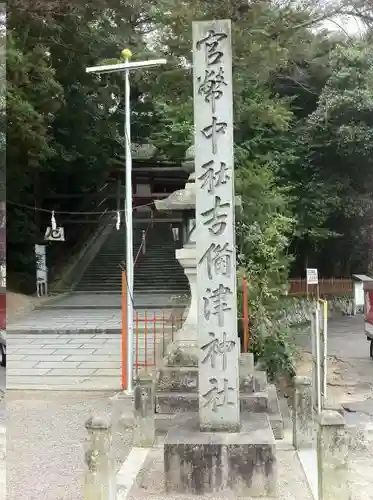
[306,268,318,285]
[44,226,65,242]
[35,244,47,296]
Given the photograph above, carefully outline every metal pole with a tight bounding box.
[124,58,134,394]
[323,300,328,404]
[315,303,321,413]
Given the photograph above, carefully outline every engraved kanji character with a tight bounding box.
[197,67,227,113]
[201,196,230,236]
[201,332,235,370]
[198,160,230,194]
[202,377,235,412]
[199,242,232,280]
[203,284,232,327]
[196,30,228,65]
[201,117,227,155]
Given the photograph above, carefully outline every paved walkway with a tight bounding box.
[7,293,181,390]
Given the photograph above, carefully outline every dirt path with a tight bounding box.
[6,291,54,324]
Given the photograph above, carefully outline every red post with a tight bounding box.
[242,278,249,353]
[153,312,156,366]
[144,311,148,372]
[135,312,139,376]
[121,271,127,390]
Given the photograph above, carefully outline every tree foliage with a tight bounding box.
[6,1,373,317]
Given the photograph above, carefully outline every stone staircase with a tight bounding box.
[74,221,189,294]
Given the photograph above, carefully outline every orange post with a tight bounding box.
[135,312,139,376]
[242,278,249,353]
[153,312,156,366]
[162,311,165,354]
[121,271,127,390]
[144,311,148,371]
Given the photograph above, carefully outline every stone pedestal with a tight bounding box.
[164,414,277,497]
[156,353,284,440]
[166,243,199,366]
[317,410,350,500]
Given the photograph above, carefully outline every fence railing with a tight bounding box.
[133,311,185,376]
[131,311,249,377]
[288,278,353,297]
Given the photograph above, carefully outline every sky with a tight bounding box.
[322,14,367,36]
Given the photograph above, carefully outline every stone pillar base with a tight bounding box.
[164,414,277,497]
[166,342,199,367]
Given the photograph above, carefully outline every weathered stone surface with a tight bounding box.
[133,377,155,447]
[317,410,350,500]
[324,401,344,415]
[240,392,269,413]
[157,367,198,392]
[269,414,284,440]
[84,414,115,500]
[253,370,268,392]
[156,393,198,414]
[239,374,255,394]
[293,376,313,450]
[164,414,277,497]
[239,353,255,372]
[166,347,198,367]
[267,384,282,416]
[239,353,255,393]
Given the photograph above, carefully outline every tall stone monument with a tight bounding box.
[163,20,278,497]
[194,19,240,433]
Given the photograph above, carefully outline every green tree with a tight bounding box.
[300,42,373,275]
[7,31,63,281]
[6,1,161,288]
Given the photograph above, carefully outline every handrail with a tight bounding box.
[134,220,151,268]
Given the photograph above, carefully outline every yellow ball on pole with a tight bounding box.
[121,48,132,60]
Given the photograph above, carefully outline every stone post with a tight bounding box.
[317,410,350,500]
[293,376,313,449]
[84,415,115,500]
[133,376,155,447]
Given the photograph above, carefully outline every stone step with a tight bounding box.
[155,392,198,413]
[239,370,268,394]
[152,411,284,441]
[157,367,198,393]
[156,366,270,398]
[240,392,269,412]
[155,391,270,414]
[269,413,284,440]
[74,222,189,294]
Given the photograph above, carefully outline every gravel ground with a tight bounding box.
[7,390,133,500]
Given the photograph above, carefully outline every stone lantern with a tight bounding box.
[154,145,199,361]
